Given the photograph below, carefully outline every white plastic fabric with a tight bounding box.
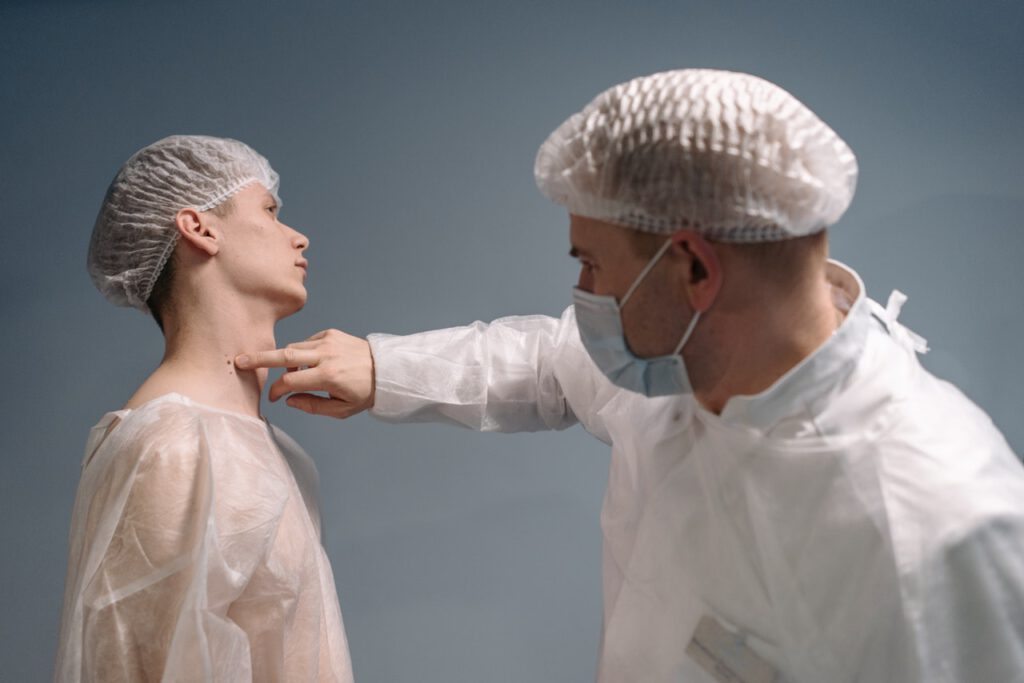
[534,69,858,241]
[368,261,1024,682]
[88,135,282,311]
[55,393,353,682]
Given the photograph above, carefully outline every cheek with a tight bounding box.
[577,268,594,292]
[620,274,683,355]
[593,268,634,299]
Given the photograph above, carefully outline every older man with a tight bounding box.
[239,70,1024,681]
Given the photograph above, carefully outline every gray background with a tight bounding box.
[2,1,1022,680]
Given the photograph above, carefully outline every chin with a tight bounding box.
[273,288,308,320]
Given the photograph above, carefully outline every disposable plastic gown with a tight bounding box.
[55,394,353,682]
[368,261,1024,682]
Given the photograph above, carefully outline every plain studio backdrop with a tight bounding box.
[1,1,1021,680]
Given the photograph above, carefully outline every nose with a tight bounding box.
[287,224,309,252]
[577,266,594,293]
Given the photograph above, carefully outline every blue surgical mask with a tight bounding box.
[572,238,702,397]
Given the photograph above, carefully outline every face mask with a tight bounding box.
[572,238,702,397]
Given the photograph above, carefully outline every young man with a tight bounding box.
[238,71,1024,681]
[55,136,353,682]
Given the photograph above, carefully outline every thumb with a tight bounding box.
[286,393,364,419]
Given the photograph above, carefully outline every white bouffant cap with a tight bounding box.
[534,69,857,241]
[88,135,281,311]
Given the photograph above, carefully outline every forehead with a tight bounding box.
[232,182,275,204]
[569,214,636,253]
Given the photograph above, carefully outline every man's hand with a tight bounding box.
[235,330,375,419]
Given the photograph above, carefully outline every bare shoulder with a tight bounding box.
[121,369,186,411]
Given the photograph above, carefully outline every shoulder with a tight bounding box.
[825,337,1024,550]
[114,395,205,451]
[69,399,217,569]
[95,394,286,503]
[102,398,214,508]
[874,364,1021,499]
[847,324,1021,502]
[854,305,1016,463]
[94,396,292,553]
[865,376,1024,578]
[79,396,207,497]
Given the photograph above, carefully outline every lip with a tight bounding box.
[295,259,309,272]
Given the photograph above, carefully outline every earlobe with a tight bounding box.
[175,207,220,256]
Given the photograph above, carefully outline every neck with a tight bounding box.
[149,297,278,418]
[693,267,839,415]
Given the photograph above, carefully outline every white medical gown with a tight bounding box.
[368,261,1024,682]
[55,393,353,682]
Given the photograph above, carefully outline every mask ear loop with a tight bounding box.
[620,238,674,307]
[672,310,701,355]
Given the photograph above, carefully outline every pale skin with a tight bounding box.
[126,182,310,418]
[235,213,841,416]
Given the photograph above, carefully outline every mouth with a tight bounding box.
[295,259,309,274]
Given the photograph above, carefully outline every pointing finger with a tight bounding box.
[235,348,320,370]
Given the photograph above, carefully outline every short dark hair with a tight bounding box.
[721,230,828,287]
[625,226,828,289]
[146,197,235,332]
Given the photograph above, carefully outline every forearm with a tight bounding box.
[368,308,600,434]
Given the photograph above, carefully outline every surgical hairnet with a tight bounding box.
[87,135,282,311]
[534,69,858,242]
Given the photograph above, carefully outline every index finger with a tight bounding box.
[235,348,319,370]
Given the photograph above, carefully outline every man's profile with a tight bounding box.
[55,135,353,682]
[237,70,1024,681]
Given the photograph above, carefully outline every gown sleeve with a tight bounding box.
[367,306,617,444]
[57,410,287,682]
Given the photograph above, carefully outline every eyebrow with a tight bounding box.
[569,246,593,259]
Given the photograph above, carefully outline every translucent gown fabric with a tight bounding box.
[368,261,1024,682]
[55,394,353,682]
[534,69,858,241]
[88,135,282,311]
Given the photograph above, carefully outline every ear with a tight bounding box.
[175,207,220,257]
[669,230,721,312]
